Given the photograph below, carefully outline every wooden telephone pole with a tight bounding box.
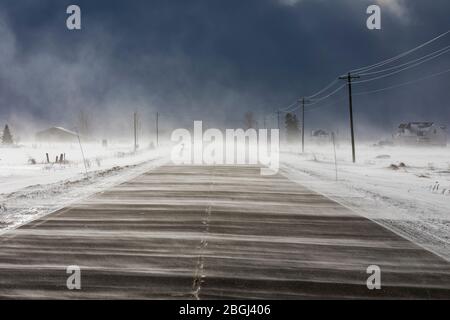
[299,97,310,153]
[339,72,360,163]
[277,110,280,130]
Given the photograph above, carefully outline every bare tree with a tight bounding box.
[285,113,299,145]
[1,124,13,145]
[244,112,256,130]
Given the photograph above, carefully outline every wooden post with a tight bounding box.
[46,153,50,163]
[332,132,338,181]
[156,112,159,147]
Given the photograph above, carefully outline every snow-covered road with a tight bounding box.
[1,164,449,299]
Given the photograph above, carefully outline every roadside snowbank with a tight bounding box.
[0,142,163,194]
[280,144,450,261]
[0,142,170,233]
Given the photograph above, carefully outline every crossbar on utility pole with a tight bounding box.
[339,72,360,163]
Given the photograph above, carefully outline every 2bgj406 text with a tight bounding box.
[179,304,271,318]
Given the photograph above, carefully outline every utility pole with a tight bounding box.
[276,110,281,146]
[299,97,310,153]
[339,72,360,163]
[133,112,138,152]
[156,112,159,147]
[277,110,280,130]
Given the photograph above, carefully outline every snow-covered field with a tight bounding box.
[280,143,450,261]
[0,142,169,233]
[0,142,159,194]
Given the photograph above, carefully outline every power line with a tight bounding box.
[279,100,299,113]
[354,46,450,84]
[304,96,347,112]
[359,45,450,76]
[308,84,346,104]
[304,40,450,108]
[302,33,449,106]
[281,103,302,113]
[266,29,450,166]
[350,29,450,73]
[354,66,450,96]
[278,84,346,114]
[270,30,450,142]
[306,79,340,99]
[301,67,450,107]
[276,31,450,116]
[278,79,344,114]
[282,102,300,113]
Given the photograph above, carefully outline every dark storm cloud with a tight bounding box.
[0,0,449,137]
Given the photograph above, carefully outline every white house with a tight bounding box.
[394,122,447,146]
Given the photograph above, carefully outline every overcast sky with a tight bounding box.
[0,0,449,138]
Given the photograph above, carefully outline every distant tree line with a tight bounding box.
[240,111,300,144]
[285,113,299,144]
[1,124,13,145]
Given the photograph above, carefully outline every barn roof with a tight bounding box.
[36,127,78,136]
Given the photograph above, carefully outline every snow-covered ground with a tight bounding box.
[0,142,160,194]
[280,143,450,262]
[0,142,170,233]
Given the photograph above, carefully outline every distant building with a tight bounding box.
[394,122,447,146]
[310,129,330,144]
[35,127,78,143]
[311,129,330,138]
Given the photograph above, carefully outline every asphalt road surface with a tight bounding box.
[0,165,449,299]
